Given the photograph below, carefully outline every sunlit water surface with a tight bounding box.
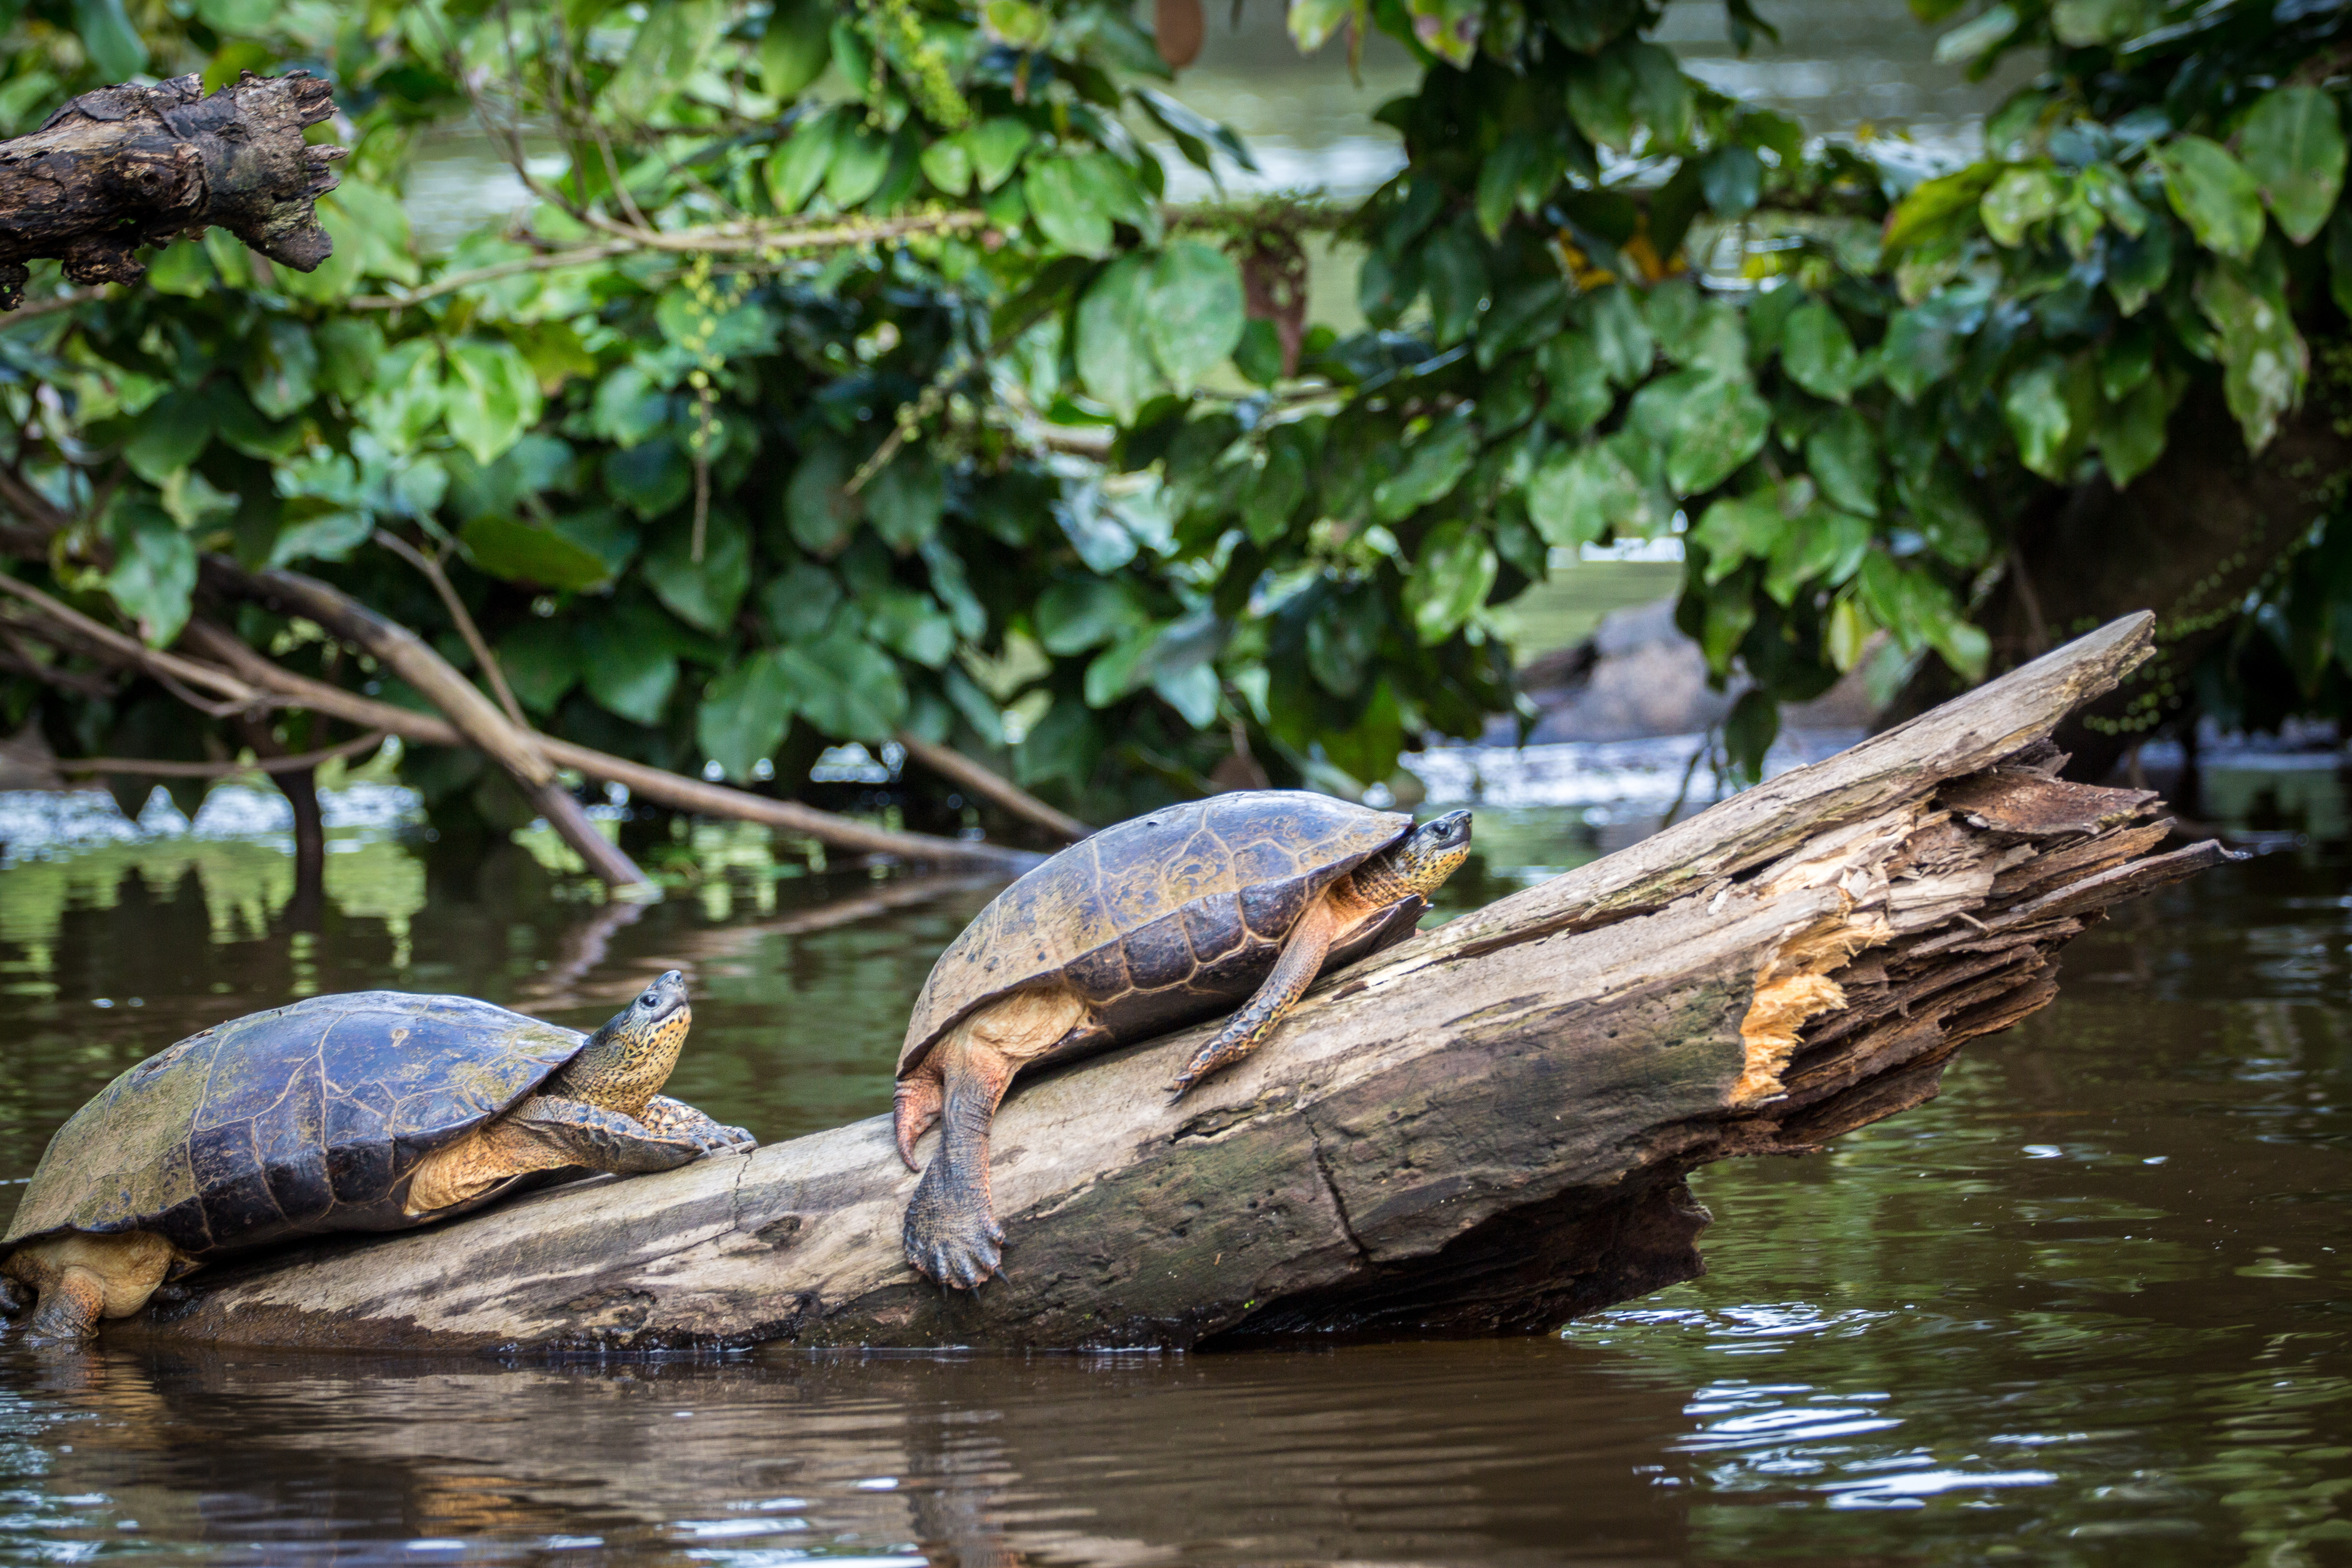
[0,742,2344,1564]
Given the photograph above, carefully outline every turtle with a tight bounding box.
[0,970,753,1340]
[893,791,1473,1289]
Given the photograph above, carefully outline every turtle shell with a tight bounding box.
[898,790,1419,1076]
[2,992,585,1260]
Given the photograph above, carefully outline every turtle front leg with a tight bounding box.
[1172,894,1340,1096]
[640,1094,758,1154]
[903,1032,1019,1290]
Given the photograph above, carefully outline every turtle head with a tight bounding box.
[1354,809,1473,904]
[567,970,693,1114]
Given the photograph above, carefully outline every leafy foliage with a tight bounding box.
[0,0,2344,827]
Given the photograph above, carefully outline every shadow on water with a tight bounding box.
[0,744,2348,1562]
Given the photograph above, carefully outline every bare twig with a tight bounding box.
[374,528,529,728]
[893,729,1091,842]
[57,729,389,777]
[346,210,988,310]
[0,574,260,707]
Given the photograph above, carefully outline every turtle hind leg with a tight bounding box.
[1172,894,1341,1097]
[903,1031,1020,1290]
[24,1268,105,1340]
[3,1232,179,1340]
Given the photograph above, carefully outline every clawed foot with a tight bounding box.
[903,1174,1004,1290]
[692,1121,757,1155]
[1169,1041,1243,1099]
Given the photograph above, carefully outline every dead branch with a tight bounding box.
[0,72,344,309]
[892,729,1092,842]
[55,729,387,777]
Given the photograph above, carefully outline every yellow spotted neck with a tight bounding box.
[548,1005,691,1119]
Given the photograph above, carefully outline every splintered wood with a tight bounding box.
[113,615,2235,1356]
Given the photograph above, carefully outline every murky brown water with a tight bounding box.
[0,750,2348,1564]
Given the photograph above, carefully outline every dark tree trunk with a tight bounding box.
[0,71,343,308]
[1886,365,2352,780]
[115,616,2231,1356]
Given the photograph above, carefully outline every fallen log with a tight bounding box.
[122,613,2229,1354]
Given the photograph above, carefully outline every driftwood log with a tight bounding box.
[0,72,342,309]
[119,613,2228,1354]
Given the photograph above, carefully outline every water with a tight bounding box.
[0,741,2346,1563]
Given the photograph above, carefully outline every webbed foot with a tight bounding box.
[903,1160,1004,1290]
[24,1268,104,1341]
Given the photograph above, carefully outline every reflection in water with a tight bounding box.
[0,754,2348,1562]
[2,1341,1697,1566]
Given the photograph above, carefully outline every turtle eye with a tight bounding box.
[640,989,658,1008]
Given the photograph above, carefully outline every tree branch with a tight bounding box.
[0,72,345,309]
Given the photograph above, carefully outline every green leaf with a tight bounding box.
[1566,47,1635,152]
[1585,286,1654,384]
[1075,254,1161,420]
[355,339,445,454]
[1764,503,1872,604]
[2050,0,2148,44]
[1700,144,1762,217]
[1037,578,1148,654]
[1691,494,1783,581]
[104,511,194,646]
[315,318,386,403]
[2095,371,2173,487]
[760,0,833,98]
[446,340,543,466]
[643,512,752,634]
[497,621,581,716]
[71,0,147,80]
[242,317,318,422]
[762,561,842,641]
[777,629,906,741]
[1880,303,1963,404]
[1027,153,1147,258]
[1979,165,2065,247]
[867,450,946,550]
[786,440,862,554]
[1525,439,1656,545]
[1722,688,1779,781]
[1287,0,1355,49]
[581,616,679,725]
[459,516,614,590]
[1422,221,1489,346]
[920,138,974,196]
[1666,375,1772,494]
[1883,165,1997,252]
[699,652,796,782]
[607,0,726,119]
[1933,3,2015,64]
[1806,410,1882,516]
[1539,333,1616,434]
[826,128,894,208]
[866,586,958,668]
[124,387,214,484]
[1626,42,1693,149]
[603,439,692,520]
[965,119,1035,191]
[1374,409,1479,521]
[2239,86,2349,246]
[2196,251,2309,453]
[1403,520,1497,645]
[1781,300,1866,402]
[2001,354,2097,478]
[1145,241,1246,392]
[2106,218,2172,316]
[768,113,842,213]
[2157,135,2265,263]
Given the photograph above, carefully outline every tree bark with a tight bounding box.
[115,614,2229,1355]
[0,72,343,309]
[1885,369,2352,779]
